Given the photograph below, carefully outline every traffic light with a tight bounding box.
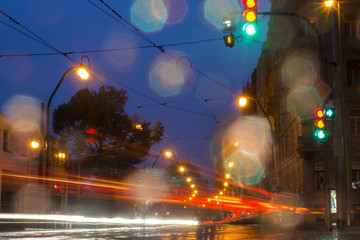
[314,109,327,140]
[324,108,335,118]
[242,0,258,36]
[223,33,235,48]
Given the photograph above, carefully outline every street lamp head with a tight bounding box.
[164,151,172,158]
[238,97,247,107]
[179,166,185,172]
[30,140,40,149]
[324,0,334,7]
[77,67,90,80]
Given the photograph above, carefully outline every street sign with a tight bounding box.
[270,178,278,186]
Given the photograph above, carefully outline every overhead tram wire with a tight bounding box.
[0,9,77,64]
[0,6,221,173]
[88,0,241,97]
[89,67,216,118]
[174,55,219,123]
[0,10,216,120]
[0,10,272,123]
[94,0,220,123]
[87,0,161,51]
[89,0,240,125]
[0,38,226,58]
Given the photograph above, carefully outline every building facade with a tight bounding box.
[0,113,69,214]
[254,0,360,226]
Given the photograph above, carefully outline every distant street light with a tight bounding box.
[179,166,185,173]
[151,150,172,169]
[324,0,334,7]
[30,140,40,149]
[45,57,90,172]
[29,140,40,176]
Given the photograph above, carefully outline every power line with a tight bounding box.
[0,9,77,64]
[0,10,216,120]
[86,0,241,98]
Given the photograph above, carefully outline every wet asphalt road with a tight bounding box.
[0,224,359,239]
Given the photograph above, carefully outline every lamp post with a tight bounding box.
[29,140,40,176]
[45,60,90,173]
[325,0,350,227]
[151,150,172,169]
[238,96,274,178]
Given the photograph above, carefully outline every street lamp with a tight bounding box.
[324,0,334,7]
[238,96,273,131]
[151,150,172,169]
[238,96,275,186]
[325,0,350,228]
[29,140,40,175]
[30,140,40,149]
[45,57,90,172]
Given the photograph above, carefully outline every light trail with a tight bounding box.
[0,170,310,225]
[0,213,198,225]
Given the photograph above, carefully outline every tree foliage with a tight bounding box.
[53,85,164,179]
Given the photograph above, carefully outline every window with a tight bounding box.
[3,130,11,152]
[346,60,360,88]
[349,109,360,135]
[344,21,356,37]
[352,171,360,189]
[300,20,311,37]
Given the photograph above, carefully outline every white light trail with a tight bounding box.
[0,213,198,225]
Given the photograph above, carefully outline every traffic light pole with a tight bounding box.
[323,141,332,231]
[330,2,349,227]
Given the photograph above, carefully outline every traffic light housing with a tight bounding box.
[314,109,327,140]
[324,108,335,118]
[242,0,258,36]
[223,33,235,48]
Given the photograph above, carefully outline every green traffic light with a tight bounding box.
[314,129,327,140]
[324,108,335,118]
[242,23,257,36]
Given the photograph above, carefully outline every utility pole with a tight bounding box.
[331,2,349,227]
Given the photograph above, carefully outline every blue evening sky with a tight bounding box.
[0,0,271,178]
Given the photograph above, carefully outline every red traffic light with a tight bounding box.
[243,0,256,9]
[314,109,325,119]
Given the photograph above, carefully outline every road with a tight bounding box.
[0,224,360,239]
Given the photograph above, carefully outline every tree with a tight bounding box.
[53,85,164,179]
